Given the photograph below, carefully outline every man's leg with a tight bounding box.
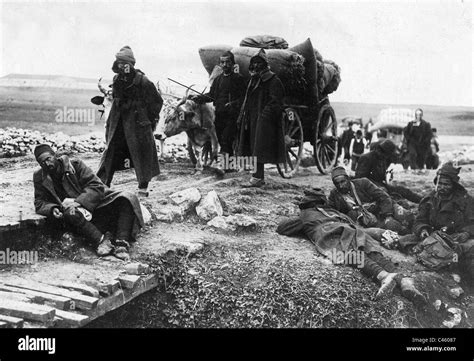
[114,198,136,242]
[385,184,422,204]
[63,208,113,256]
[353,251,398,299]
[407,144,418,170]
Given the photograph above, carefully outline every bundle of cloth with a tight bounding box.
[239,35,289,49]
[199,37,341,103]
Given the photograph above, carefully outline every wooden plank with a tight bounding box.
[0,321,8,328]
[54,310,89,328]
[116,274,141,289]
[0,284,73,311]
[0,314,24,328]
[40,280,100,298]
[0,300,55,323]
[1,280,98,310]
[92,280,120,297]
[0,290,33,303]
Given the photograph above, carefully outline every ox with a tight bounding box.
[155,92,219,172]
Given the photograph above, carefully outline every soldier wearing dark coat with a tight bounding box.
[355,139,422,204]
[399,162,474,281]
[97,46,163,197]
[193,51,246,158]
[328,167,412,234]
[237,49,285,187]
[403,108,433,170]
[277,188,425,303]
[34,144,144,260]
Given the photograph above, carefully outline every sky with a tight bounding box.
[0,0,472,106]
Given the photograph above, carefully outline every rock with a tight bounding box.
[433,299,442,311]
[452,273,461,283]
[442,308,463,328]
[448,287,464,299]
[125,262,151,275]
[207,216,234,231]
[169,188,201,212]
[140,204,152,225]
[227,214,257,229]
[207,214,257,231]
[154,205,184,223]
[196,191,223,221]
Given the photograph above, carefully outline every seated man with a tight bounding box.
[355,139,422,204]
[328,166,412,234]
[277,188,425,304]
[33,144,145,260]
[399,162,474,281]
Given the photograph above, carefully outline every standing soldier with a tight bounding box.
[193,51,246,163]
[97,45,163,197]
[237,49,285,187]
[403,108,432,170]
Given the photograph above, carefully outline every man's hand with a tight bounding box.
[52,207,63,219]
[420,229,430,240]
[62,198,81,211]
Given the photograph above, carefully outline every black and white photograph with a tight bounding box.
[0,0,473,358]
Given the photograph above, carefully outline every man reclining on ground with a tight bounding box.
[33,144,144,260]
[276,188,425,305]
[328,166,414,234]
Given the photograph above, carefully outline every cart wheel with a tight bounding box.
[314,104,339,174]
[277,107,304,178]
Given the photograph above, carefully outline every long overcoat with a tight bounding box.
[98,70,163,184]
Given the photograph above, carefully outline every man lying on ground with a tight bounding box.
[355,139,422,204]
[328,166,413,234]
[33,144,145,260]
[276,188,425,305]
[398,162,474,282]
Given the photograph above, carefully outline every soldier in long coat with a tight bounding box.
[97,46,163,197]
[237,49,285,187]
[34,144,144,260]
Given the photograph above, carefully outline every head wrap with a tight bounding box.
[34,144,54,161]
[250,48,268,66]
[331,166,348,180]
[115,45,136,65]
[434,162,461,185]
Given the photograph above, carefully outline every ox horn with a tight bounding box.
[175,84,195,108]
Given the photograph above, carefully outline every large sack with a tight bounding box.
[198,45,233,75]
[320,59,341,95]
[240,35,289,49]
[289,38,318,101]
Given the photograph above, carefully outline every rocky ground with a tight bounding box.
[1,135,473,328]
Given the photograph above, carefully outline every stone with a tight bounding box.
[207,216,234,231]
[169,188,201,212]
[140,204,152,225]
[196,191,223,221]
[448,286,464,299]
[154,205,184,223]
[207,214,257,231]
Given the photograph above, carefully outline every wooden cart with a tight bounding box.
[276,95,339,178]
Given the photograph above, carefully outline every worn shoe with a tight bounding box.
[113,246,130,261]
[115,239,130,249]
[375,272,398,300]
[400,277,427,307]
[97,232,114,257]
[242,177,265,188]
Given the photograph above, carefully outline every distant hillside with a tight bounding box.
[0,73,112,90]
